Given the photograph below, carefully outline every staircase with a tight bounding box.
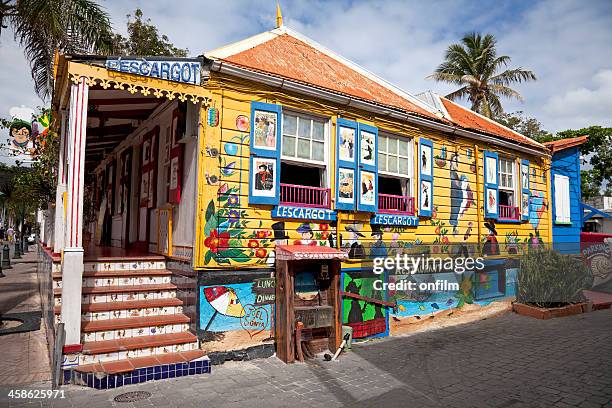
[53,256,209,388]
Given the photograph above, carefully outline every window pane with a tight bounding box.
[388,155,398,173]
[507,175,513,188]
[312,121,324,141]
[388,138,397,154]
[283,114,297,135]
[283,135,296,157]
[298,119,311,139]
[379,136,387,153]
[312,141,324,161]
[379,153,386,171]
[297,138,310,159]
[398,157,409,175]
[399,139,409,157]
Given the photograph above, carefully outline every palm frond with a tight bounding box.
[488,84,523,101]
[444,86,469,102]
[490,68,537,86]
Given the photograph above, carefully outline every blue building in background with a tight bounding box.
[544,136,588,254]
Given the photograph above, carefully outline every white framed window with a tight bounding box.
[378,133,413,196]
[554,174,571,223]
[280,111,329,189]
[282,112,327,165]
[498,157,517,206]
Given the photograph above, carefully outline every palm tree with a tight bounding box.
[429,32,536,118]
[1,0,113,99]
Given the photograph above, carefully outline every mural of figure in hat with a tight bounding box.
[294,223,316,246]
[483,222,499,256]
[369,225,387,258]
[449,152,474,236]
[267,221,290,266]
[344,224,365,259]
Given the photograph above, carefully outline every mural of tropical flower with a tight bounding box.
[227,194,239,207]
[205,230,230,254]
[248,239,259,248]
[256,230,268,238]
[228,209,240,223]
[255,248,268,258]
[319,223,329,231]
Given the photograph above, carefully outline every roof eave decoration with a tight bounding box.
[66,61,211,106]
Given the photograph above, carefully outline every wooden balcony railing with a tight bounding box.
[378,194,415,215]
[499,205,520,220]
[280,183,331,208]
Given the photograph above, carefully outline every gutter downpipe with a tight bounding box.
[208,60,549,159]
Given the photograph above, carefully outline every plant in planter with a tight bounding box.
[515,249,593,318]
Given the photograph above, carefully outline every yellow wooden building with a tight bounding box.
[42,15,552,384]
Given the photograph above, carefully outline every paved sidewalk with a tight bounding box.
[0,248,52,387]
[2,306,609,408]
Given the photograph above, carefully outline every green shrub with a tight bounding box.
[517,249,593,308]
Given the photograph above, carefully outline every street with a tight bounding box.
[1,305,610,408]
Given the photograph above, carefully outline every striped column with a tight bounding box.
[64,77,89,250]
[60,77,89,347]
[53,110,68,253]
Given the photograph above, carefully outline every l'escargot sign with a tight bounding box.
[105,58,201,85]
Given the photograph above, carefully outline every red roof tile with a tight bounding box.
[543,136,588,153]
[215,33,439,120]
[439,97,545,149]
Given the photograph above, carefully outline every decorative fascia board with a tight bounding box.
[67,61,211,106]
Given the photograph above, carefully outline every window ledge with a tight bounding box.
[554,221,573,225]
[496,219,522,224]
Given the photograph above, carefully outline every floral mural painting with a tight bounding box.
[435,146,447,168]
[430,206,450,253]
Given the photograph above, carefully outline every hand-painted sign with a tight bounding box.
[252,277,275,306]
[105,58,201,85]
[371,213,419,226]
[272,205,337,221]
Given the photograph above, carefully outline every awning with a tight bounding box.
[275,245,348,261]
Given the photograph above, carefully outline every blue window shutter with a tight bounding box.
[336,118,359,211]
[521,159,530,221]
[248,101,281,205]
[483,151,499,219]
[357,123,378,212]
[418,138,434,217]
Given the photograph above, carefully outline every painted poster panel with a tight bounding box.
[420,180,432,211]
[522,192,530,217]
[521,163,529,189]
[486,187,498,215]
[360,129,375,167]
[360,170,375,206]
[338,168,355,203]
[251,157,277,198]
[343,270,387,339]
[253,110,278,151]
[420,144,432,177]
[339,126,356,162]
[486,156,497,185]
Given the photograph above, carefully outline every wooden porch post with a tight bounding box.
[60,77,89,347]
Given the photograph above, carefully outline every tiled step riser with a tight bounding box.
[54,306,184,324]
[53,275,171,290]
[54,290,177,307]
[83,306,183,321]
[84,261,166,273]
[82,323,191,343]
[78,342,199,366]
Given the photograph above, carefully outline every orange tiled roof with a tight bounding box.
[214,33,439,120]
[439,97,545,149]
[543,136,588,153]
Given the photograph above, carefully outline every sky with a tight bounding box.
[0,0,611,164]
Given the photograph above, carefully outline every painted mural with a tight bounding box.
[199,282,273,352]
[342,270,387,338]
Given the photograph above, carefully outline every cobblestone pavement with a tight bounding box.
[1,307,611,408]
[0,249,52,386]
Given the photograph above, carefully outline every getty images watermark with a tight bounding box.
[372,254,486,291]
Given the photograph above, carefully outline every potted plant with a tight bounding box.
[513,249,593,319]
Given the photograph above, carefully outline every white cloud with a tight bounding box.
[0,0,610,162]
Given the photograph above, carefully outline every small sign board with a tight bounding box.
[272,205,337,221]
[252,277,276,305]
[105,58,201,85]
[371,213,419,226]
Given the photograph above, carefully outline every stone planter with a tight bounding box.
[512,302,586,320]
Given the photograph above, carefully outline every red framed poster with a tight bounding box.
[140,126,159,209]
[168,144,183,204]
